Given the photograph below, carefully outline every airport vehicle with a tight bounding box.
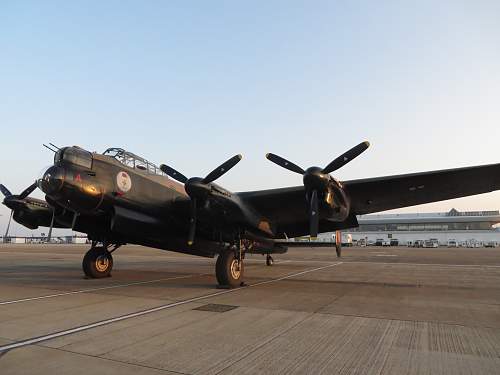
[357,238,367,247]
[447,239,459,248]
[413,240,425,248]
[390,239,399,246]
[466,240,482,248]
[382,239,391,247]
[485,241,498,248]
[2,141,500,287]
[423,239,439,248]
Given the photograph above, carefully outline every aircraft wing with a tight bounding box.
[343,163,500,215]
[238,163,500,237]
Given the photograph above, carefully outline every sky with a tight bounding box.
[1,1,500,236]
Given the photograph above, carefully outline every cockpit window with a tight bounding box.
[57,147,93,169]
[103,147,165,176]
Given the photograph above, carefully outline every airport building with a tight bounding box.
[341,209,500,246]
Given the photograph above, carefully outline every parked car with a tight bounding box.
[413,240,424,248]
[423,239,439,248]
[485,241,499,248]
[447,239,459,248]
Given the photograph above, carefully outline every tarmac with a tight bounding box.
[0,244,499,374]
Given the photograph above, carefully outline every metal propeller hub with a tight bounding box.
[184,177,210,198]
[303,166,330,191]
[160,154,243,245]
[266,141,370,238]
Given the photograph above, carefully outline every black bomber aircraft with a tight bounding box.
[2,142,500,287]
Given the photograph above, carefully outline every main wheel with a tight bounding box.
[82,247,113,278]
[216,251,244,288]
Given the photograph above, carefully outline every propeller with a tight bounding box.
[1,182,37,239]
[266,141,370,238]
[160,154,242,245]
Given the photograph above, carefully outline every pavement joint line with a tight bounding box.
[211,313,315,375]
[342,261,500,268]
[0,274,196,305]
[37,345,194,375]
[313,310,500,331]
[0,261,343,353]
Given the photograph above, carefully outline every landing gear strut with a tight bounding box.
[266,254,274,266]
[82,242,120,278]
[216,240,245,288]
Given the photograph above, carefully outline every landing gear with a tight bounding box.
[82,241,120,278]
[216,237,246,288]
[335,243,342,258]
[266,254,274,266]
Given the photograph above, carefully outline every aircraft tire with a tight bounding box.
[216,251,243,288]
[82,247,113,278]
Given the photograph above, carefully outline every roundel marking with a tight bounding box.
[116,171,132,193]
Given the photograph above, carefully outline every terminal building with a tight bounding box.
[343,209,500,246]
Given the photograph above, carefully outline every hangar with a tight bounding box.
[343,209,500,246]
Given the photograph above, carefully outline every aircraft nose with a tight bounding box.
[39,165,65,195]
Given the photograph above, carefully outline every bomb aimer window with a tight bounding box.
[103,148,165,176]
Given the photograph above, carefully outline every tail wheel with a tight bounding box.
[266,254,274,266]
[216,251,244,288]
[83,247,113,278]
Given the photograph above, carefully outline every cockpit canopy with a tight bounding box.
[103,148,165,176]
[54,146,93,169]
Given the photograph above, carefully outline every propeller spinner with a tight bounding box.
[160,154,242,245]
[266,141,370,238]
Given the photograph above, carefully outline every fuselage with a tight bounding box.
[37,146,351,256]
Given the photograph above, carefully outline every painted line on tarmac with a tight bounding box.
[0,275,196,306]
[0,262,343,353]
[342,261,500,268]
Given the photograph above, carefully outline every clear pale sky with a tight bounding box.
[1,1,499,236]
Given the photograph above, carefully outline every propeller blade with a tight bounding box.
[4,210,13,238]
[203,154,243,184]
[47,209,55,243]
[265,153,305,175]
[187,198,197,245]
[0,184,12,197]
[160,164,188,184]
[322,141,370,174]
[18,182,37,200]
[309,189,319,238]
